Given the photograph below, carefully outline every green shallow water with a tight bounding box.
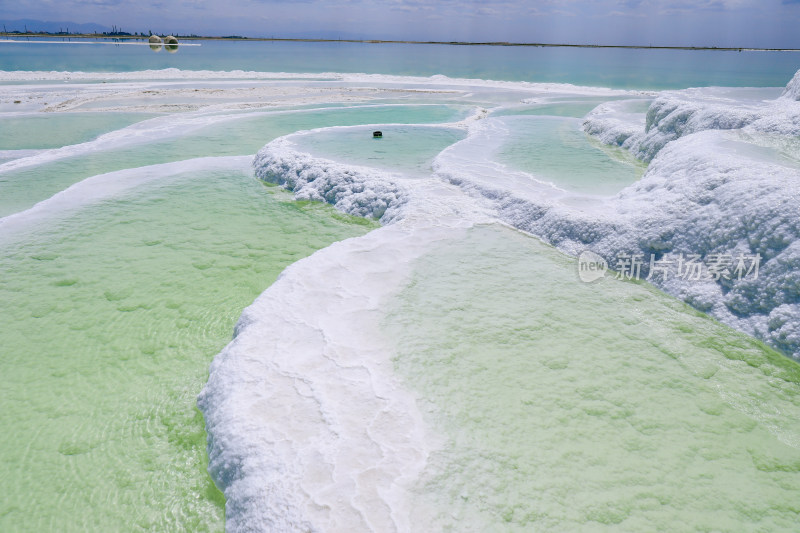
[387,224,800,532]
[291,125,466,176]
[0,168,375,532]
[0,104,467,217]
[491,100,616,119]
[0,112,158,150]
[490,98,652,119]
[496,116,645,195]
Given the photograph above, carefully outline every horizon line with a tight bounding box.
[2,32,799,52]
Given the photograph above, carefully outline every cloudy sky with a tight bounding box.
[4,0,800,47]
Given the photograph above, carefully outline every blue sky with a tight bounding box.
[4,0,800,47]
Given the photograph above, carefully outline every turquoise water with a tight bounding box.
[2,38,799,89]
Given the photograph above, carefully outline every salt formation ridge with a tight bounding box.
[254,136,408,224]
[782,69,800,101]
[575,71,800,357]
[584,86,800,162]
[197,225,446,532]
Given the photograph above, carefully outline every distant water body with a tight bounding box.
[1,37,799,89]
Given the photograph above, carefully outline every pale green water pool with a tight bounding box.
[492,100,617,119]
[291,125,466,176]
[388,224,800,532]
[0,113,158,150]
[0,168,374,532]
[496,117,645,195]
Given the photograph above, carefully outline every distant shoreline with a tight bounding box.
[2,33,799,52]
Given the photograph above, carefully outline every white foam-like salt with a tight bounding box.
[254,135,409,224]
[198,221,478,532]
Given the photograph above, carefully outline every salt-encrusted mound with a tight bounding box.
[254,137,408,224]
[437,117,800,359]
[782,69,800,101]
[581,102,646,152]
[198,223,463,532]
[606,131,800,355]
[573,71,800,357]
[585,70,800,162]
